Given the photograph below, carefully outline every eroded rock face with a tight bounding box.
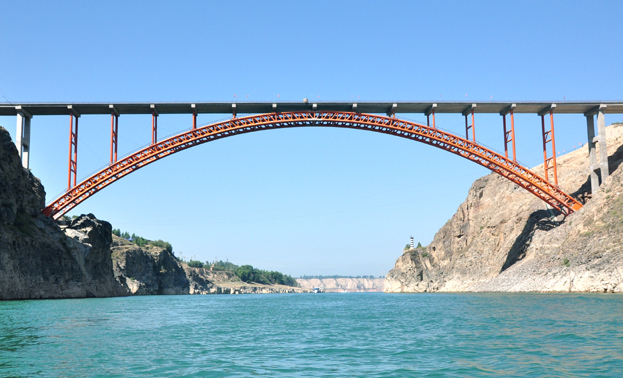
[0,126,126,300]
[385,124,623,293]
[0,213,128,300]
[471,159,623,293]
[111,236,310,295]
[296,277,386,292]
[383,249,438,292]
[111,236,190,295]
[0,128,45,226]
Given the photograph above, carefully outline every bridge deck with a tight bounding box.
[1,101,622,117]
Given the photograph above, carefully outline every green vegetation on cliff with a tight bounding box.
[111,229,296,287]
[403,242,423,250]
[235,265,297,287]
[112,229,173,253]
[188,259,298,287]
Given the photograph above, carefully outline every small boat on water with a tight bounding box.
[313,287,323,293]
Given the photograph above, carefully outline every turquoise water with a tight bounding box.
[1,293,623,377]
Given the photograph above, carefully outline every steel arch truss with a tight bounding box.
[43,111,583,219]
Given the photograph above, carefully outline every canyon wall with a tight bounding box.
[0,127,126,299]
[0,126,305,299]
[112,236,307,295]
[385,124,623,293]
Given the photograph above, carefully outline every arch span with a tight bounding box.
[43,111,582,219]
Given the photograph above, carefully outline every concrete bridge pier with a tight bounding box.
[15,107,32,169]
[585,104,609,193]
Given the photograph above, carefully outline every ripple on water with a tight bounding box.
[1,293,623,377]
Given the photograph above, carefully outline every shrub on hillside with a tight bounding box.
[111,228,173,253]
[150,239,173,253]
[187,260,204,268]
[232,264,298,287]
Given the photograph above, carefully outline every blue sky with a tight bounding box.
[1,0,622,276]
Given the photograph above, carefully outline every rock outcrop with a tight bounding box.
[111,235,191,295]
[297,277,385,292]
[0,126,126,299]
[385,124,623,293]
[112,236,309,295]
[1,125,304,299]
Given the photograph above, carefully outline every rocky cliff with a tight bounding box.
[112,235,308,295]
[385,124,623,293]
[0,126,126,299]
[296,277,384,292]
[0,125,305,299]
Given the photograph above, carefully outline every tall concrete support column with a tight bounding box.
[22,116,31,168]
[597,107,609,181]
[585,104,609,194]
[586,114,599,193]
[15,109,32,169]
[16,113,24,155]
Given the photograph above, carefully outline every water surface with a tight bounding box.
[1,293,622,377]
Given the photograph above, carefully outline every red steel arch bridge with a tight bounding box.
[2,101,622,219]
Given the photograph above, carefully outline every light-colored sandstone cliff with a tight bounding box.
[297,277,385,292]
[385,123,623,293]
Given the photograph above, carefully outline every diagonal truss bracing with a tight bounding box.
[43,111,583,219]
